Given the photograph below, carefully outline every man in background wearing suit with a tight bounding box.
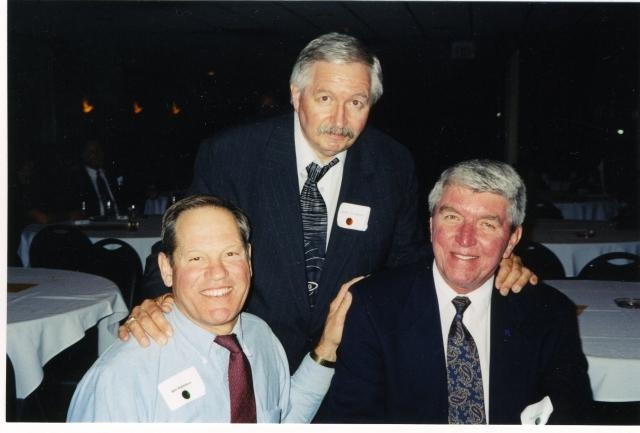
[119,33,535,376]
[67,139,122,217]
[326,160,593,424]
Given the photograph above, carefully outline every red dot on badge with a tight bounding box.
[346,218,353,225]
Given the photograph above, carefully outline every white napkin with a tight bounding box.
[521,396,553,425]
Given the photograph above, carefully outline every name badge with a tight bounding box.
[158,367,206,411]
[337,203,371,232]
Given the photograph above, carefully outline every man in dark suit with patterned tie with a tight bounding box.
[326,160,593,424]
[119,33,536,377]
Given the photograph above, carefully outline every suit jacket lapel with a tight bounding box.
[399,263,449,421]
[256,115,310,322]
[311,133,376,329]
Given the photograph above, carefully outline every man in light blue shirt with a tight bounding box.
[68,194,352,422]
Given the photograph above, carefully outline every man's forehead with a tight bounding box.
[438,186,509,215]
[309,61,370,83]
[175,207,241,239]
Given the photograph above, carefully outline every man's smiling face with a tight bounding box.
[159,206,252,335]
[430,185,522,294]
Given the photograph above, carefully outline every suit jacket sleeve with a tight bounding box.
[542,292,594,424]
[140,240,172,300]
[384,151,431,268]
[188,137,216,195]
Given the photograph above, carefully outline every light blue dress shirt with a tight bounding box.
[67,307,333,422]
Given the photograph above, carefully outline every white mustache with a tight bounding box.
[317,125,355,139]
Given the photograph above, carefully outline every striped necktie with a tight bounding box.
[300,158,338,310]
[215,334,257,423]
[446,296,486,424]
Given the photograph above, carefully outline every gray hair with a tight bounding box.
[290,32,383,104]
[161,194,251,265]
[428,160,527,230]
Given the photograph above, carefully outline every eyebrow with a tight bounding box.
[314,88,370,100]
[438,206,504,225]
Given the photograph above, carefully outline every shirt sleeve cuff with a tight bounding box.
[293,352,335,395]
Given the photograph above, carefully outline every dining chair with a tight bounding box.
[92,238,143,311]
[38,240,142,420]
[513,240,566,281]
[577,252,640,282]
[29,224,96,272]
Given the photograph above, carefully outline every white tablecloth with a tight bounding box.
[531,219,640,277]
[549,279,640,402]
[552,197,618,221]
[7,267,130,399]
[18,215,163,268]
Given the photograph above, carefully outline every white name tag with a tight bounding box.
[521,396,553,425]
[158,367,206,411]
[337,203,371,232]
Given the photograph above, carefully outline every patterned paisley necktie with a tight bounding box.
[300,158,338,310]
[446,296,486,424]
[215,334,257,423]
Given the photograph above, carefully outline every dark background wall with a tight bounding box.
[7,1,639,212]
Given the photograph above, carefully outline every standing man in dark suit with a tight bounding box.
[67,140,123,217]
[326,160,593,424]
[119,33,535,375]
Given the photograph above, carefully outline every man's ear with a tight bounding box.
[158,252,174,288]
[290,84,301,112]
[503,225,523,258]
[429,217,433,242]
[247,244,253,277]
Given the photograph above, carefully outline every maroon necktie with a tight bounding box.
[215,334,257,423]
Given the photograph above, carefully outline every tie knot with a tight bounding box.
[306,158,338,183]
[215,334,242,353]
[451,296,471,315]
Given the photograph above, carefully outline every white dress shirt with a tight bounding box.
[84,165,119,215]
[433,259,492,420]
[294,112,345,247]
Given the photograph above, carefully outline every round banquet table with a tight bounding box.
[18,215,163,268]
[7,267,129,399]
[548,279,640,402]
[531,219,640,277]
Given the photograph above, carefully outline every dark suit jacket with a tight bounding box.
[326,258,593,424]
[66,166,124,217]
[142,113,431,372]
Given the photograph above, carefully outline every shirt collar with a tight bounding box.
[294,111,345,176]
[171,305,253,358]
[432,258,493,316]
[84,165,100,179]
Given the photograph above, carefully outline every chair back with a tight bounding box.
[6,355,17,422]
[92,238,143,310]
[29,225,96,272]
[513,240,566,280]
[577,252,640,282]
